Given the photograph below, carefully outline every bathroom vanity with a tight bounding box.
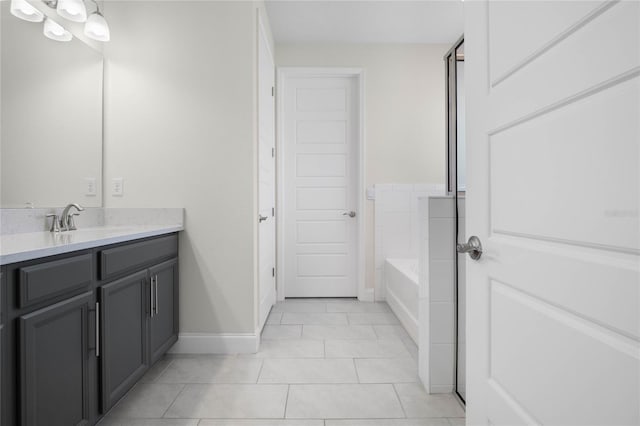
[0,228,181,426]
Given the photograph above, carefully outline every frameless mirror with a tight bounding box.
[1,1,103,208]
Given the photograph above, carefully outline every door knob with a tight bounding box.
[457,235,483,260]
[342,211,356,218]
[258,215,268,223]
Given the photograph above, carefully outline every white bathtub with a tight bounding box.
[383,258,419,344]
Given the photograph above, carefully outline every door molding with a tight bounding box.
[276,67,367,301]
[256,11,276,333]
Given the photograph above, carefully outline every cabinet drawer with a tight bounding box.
[18,254,93,308]
[100,235,178,280]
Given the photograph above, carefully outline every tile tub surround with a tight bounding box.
[374,184,446,301]
[0,208,184,264]
[97,299,464,424]
[418,196,456,394]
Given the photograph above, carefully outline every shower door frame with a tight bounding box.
[444,34,465,405]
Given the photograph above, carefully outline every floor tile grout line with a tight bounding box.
[152,356,176,383]
[352,357,361,384]
[159,383,187,419]
[255,358,266,383]
[283,383,291,419]
[391,382,409,419]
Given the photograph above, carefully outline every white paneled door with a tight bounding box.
[283,74,359,298]
[257,18,276,330]
[465,1,639,425]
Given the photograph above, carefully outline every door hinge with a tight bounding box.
[271,86,275,97]
[272,207,275,217]
[271,147,275,157]
[272,267,275,277]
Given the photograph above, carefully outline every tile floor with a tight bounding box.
[98,299,465,426]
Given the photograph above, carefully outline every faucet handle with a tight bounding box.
[46,214,61,233]
[67,213,81,231]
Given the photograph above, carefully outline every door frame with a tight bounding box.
[276,67,367,301]
[256,11,276,332]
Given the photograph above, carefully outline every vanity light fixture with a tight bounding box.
[56,0,87,22]
[10,0,45,22]
[11,0,111,42]
[43,17,73,41]
[84,0,109,42]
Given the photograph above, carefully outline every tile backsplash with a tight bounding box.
[1,208,184,235]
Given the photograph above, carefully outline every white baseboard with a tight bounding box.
[359,287,375,302]
[168,333,260,354]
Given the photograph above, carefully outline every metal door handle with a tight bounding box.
[155,275,159,315]
[342,211,356,218]
[259,214,268,222]
[457,235,483,260]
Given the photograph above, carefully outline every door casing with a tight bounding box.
[257,12,277,331]
[276,67,368,301]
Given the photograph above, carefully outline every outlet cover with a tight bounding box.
[112,178,124,196]
[85,178,97,196]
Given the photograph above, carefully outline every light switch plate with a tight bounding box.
[366,186,376,200]
[85,178,97,196]
[112,178,124,196]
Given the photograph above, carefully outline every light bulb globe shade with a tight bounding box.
[10,0,44,22]
[84,12,110,42]
[56,0,87,22]
[43,18,73,42]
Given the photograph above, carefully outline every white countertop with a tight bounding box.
[0,224,183,265]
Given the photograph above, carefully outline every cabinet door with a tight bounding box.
[148,259,178,364]
[99,271,148,412]
[19,291,93,426]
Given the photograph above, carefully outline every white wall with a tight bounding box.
[276,43,448,289]
[103,1,273,340]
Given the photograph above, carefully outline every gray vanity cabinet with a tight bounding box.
[19,291,94,426]
[99,271,149,412]
[149,258,179,364]
[1,233,179,426]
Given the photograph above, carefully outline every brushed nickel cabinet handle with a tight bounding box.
[150,276,155,318]
[95,302,100,357]
[154,275,159,315]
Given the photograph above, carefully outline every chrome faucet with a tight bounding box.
[60,203,84,231]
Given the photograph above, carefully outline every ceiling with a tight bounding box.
[265,1,464,44]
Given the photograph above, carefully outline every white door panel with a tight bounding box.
[296,154,347,177]
[297,221,347,244]
[284,76,358,298]
[257,18,276,330]
[296,87,347,111]
[490,1,639,128]
[297,120,347,144]
[466,1,639,425]
[491,76,639,251]
[488,1,608,84]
